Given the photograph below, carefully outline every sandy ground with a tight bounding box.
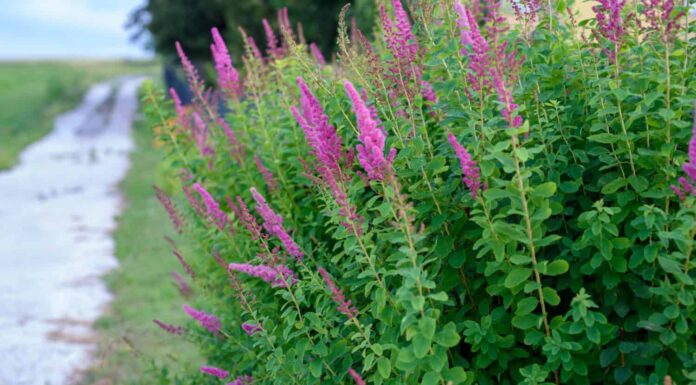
[0,77,144,385]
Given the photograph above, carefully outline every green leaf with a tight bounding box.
[545,260,569,276]
[512,313,540,330]
[504,267,533,288]
[422,371,442,385]
[443,367,468,384]
[309,358,322,378]
[602,178,628,194]
[377,357,391,379]
[532,182,557,198]
[588,133,618,144]
[543,287,561,306]
[434,322,460,348]
[413,333,431,358]
[419,317,437,340]
[515,297,539,315]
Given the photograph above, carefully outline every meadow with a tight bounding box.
[0,61,156,169]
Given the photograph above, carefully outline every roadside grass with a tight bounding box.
[0,60,158,170]
[80,110,201,384]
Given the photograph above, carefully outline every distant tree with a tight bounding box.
[127,0,376,62]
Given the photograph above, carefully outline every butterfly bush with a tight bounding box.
[143,2,696,384]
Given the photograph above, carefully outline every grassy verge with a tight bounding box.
[80,106,200,384]
[0,60,158,169]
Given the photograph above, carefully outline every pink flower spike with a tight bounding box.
[318,267,358,319]
[200,365,229,379]
[153,319,184,335]
[192,183,228,230]
[262,18,279,57]
[241,323,262,336]
[344,81,394,181]
[211,27,243,99]
[310,42,326,66]
[175,41,203,93]
[169,88,188,129]
[250,187,303,260]
[348,368,366,385]
[226,376,254,385]
[448,133,481,199]
[228,262,296,288]
[254,154,279,193]
[183,304,221,334]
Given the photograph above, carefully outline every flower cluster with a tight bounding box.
[211,27,243,100]
[228,262,296,288]
[182,304,221,334]
[672,103,696,200]
[200,366,229,379]
[318,267,358,319]
[250,187,303,260]
[153,319,184,335]
[344,81,396,181]
[153,185,184,233]
[448,133,481,198]
[241,323,262,336]
[192,183,228,230]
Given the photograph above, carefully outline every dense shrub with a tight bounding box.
[144,1,696,384]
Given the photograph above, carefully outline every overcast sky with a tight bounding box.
[0,0,152,60]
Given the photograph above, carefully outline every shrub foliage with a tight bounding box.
[144,1,696,384]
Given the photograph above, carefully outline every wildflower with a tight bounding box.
[262,18,280,57]
[183,304,221,333]
[421,81,437,104]
[642,0,684,40]
[344,81,396,181]
[277,7,294,43]
[153,319,184,335]
[175,41,203,93]
[169,88,188,129]
[379,0,422,101]
[227,376,254,385]
[172,271,192,297]
[247,36,263,60]
[219,118,244,164]
[292,77,343,177]
[448,133,481,198]
[318,267,358,318]
[593,0,627,60]
[348,368,366,385]
[192,112,214,160]
[254,155,279,193]
[491,68,524,128]
[234,196,264,241]
[192,183,228,230]
[241,323,262,336]
[211,27,243,100]
[153,185,184,233]
[310,43,326,66]
[228,262,296,288]
[250,187,303,260]
[200,366,229,379]
[173,248,195,279]
[672,102,696,199]
[454,2,491,94]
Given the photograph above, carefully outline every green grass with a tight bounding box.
[0,60,158,169]
[81,112,201,384]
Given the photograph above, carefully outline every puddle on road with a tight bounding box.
[0,77,145,385]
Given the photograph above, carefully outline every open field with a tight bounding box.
[0,61,158,169]
[78,109,201,385]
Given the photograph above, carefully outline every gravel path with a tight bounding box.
[0,77,144,385]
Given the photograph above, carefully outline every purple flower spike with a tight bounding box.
[448,133,481,199]
[344,81,395,181]
[211,27,243,99]
[673,102,696,200]
[348,368,366,385]
[241,323,262,336]
[262,18,279,57]
[200,365,229,379]
[192,183,228,230]
[229,262,296,288]
[226,376,254,385]
[309,43,326,66]
[250,187,303,260]
[183,304,221,334]
[318,267,358,319]
[153,319,184,335]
